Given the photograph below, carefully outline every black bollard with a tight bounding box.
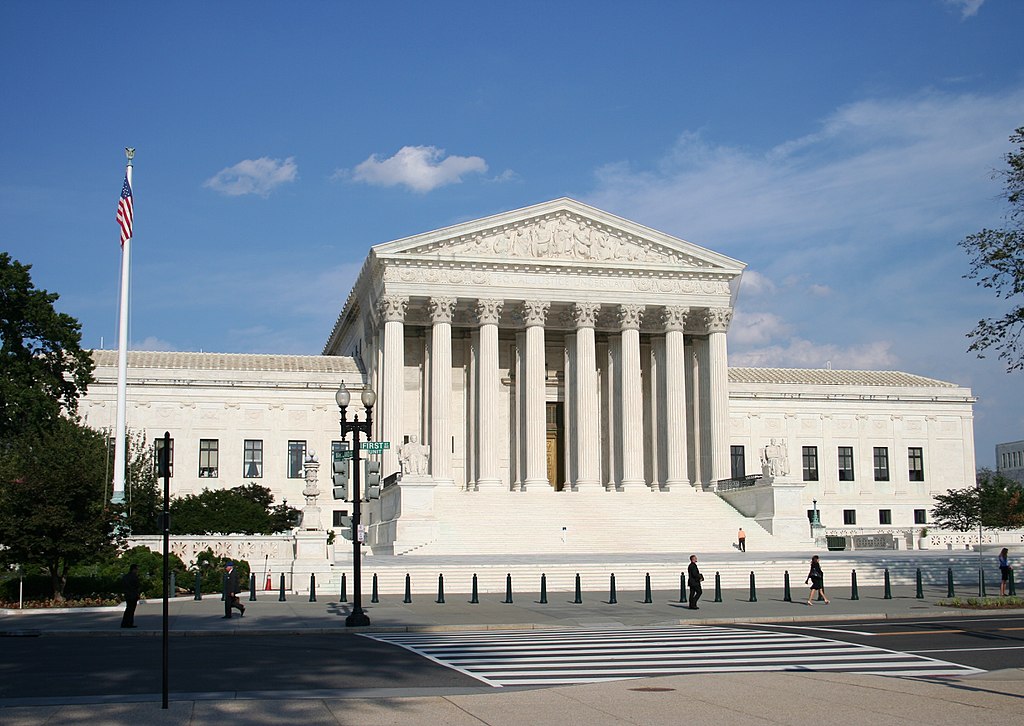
[540,573,548,604]
[979,568,986,597]
[1010,568,1017,596]
[947,567,955,598]
[279,573,286,602]
[340,573,347,603]
[851,569,859,601]
[194,570,202,601]
[470,573,479,604]
[680,572,687,604]
[608,573,617,604]
[404,574,412,604]
[644,572,652,604]
[574,573,582,604]
[170,572,177,599]
[436,574,445,604]
[249,573,257,602]
[371,573,379,604]
[309,573,317,602]
[714,572,722,602]
[503,573,513,604]
[916,568,924,599]
[783,571,791,602]
[883,568,892,600]
[748,571,757,603]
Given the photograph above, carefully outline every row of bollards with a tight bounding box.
[241,566,1019,604]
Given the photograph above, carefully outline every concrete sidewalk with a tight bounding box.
[3,584,1024,725]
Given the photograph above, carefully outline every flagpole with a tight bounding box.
[112,147,135,505]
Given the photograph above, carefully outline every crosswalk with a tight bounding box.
[362,625,983,686]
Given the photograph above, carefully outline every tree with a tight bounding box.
[0,418,121,600]
[930,469,1024,532]
[960,126,1024,371]
[121,430,162,536]
[169,483,299,535]
[0,253,94,442]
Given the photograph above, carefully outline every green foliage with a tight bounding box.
[189,548,251,594]
[122,430,162,535]
[0,417,121,600]
[0,253,94,442]
[959,126,1024,371]
[937,596,1024,609]
[169,483,299,535]
[931,469,1024,531]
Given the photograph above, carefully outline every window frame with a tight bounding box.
[730,445,745,480]
[198,438,219,478]
[287,440,307,478]
[908,447,925,482]
[802,446,819,482]
[843,509,857,525]
[838,446,855,481]
[873,446,890,482]
[243,439,263,479]
[154,437,174,478]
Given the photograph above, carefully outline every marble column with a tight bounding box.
[618,304,645,490]
[378,296,407,478]
[572,302,601,490]
[429,297,457,486]
[662,306,690,489]
[704,307,733,484]
[475,298,503,490]
[520,300,550,491]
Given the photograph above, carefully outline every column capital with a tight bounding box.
[571,302,601,329]
[617,304,644,331]
[661,306,689,332]
[429,297,457,324]
[474,298,504,326]
[516,300,550,327]
[703,307,733,334]
[378,295,408,323]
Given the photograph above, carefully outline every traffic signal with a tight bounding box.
[365,459,382,499]
[332,459,350,500]
[338,515,354,540]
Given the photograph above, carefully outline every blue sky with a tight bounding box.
[2,1,1022,466]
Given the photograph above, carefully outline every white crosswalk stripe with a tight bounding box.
[362,625,983,686]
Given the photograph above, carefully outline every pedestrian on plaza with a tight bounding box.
[737,528,746,552]
[687,555,704,609]
[120,563,140,628]
[998,547,1011,597]
[805,554,829,605]
[222,562,245,619]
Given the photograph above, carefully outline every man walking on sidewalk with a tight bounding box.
[687,555,704,609]
[222,562,245,619]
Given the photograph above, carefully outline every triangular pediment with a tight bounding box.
[372,198,744,272]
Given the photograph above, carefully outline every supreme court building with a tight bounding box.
[81,199,977,555]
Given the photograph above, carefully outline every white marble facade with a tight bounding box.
[80,199,977,551]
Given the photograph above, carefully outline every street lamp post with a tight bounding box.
[336,382,376,627]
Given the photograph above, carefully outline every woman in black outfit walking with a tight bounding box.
[805,554,830,605]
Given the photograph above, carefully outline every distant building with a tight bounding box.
[81,199,978,553]
[996,440,1024,485]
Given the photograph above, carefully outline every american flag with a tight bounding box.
[116,175,133,246]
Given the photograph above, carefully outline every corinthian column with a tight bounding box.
[429,297,457,486]
[704,307,733,484]
[378,296,407,478]
[618,304,645,490]
[572,302,601,490]
[662,306,690,490]
[475,298,503,490]
[519,300,550,491]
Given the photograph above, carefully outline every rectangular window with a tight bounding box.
[730,445,745,480]
[288,440,306,478]
[873,447,890,481]
[908,447,925,482]
[838,446,855,481]
[332,510,349,527]
[914,509,927,524]
[802,446,819,482]
[243,439,263,478]
[154,438,174,478]
[843,509,857,525]
[879,509,892,525]
[198,439,219,478]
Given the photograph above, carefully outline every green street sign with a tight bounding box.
[335,450,354,460]
[359,441,391,451]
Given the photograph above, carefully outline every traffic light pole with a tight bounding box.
[338,404,372,627]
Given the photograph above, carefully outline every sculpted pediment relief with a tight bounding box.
[394,211,715,268]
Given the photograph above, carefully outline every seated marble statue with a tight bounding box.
[398,435,430,476]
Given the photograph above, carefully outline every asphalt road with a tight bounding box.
[2,613,1021,703]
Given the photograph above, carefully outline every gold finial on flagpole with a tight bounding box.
[125,147,135,165]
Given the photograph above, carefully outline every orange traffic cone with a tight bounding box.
[265,571,273,591]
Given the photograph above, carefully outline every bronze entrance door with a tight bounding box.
[546,402,565,491]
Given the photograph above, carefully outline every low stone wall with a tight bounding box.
[126,535,297,587]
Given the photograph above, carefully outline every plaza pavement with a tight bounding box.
[2,551,1023,725]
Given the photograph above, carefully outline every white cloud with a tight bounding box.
[349,146,488,193]
[730,310,791,346]
[132,336,177,352]
[808,284,831,297]
[204,157,298,197]
[737,270,775,297]
[944,0,984,19]
[730,338,897,370]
